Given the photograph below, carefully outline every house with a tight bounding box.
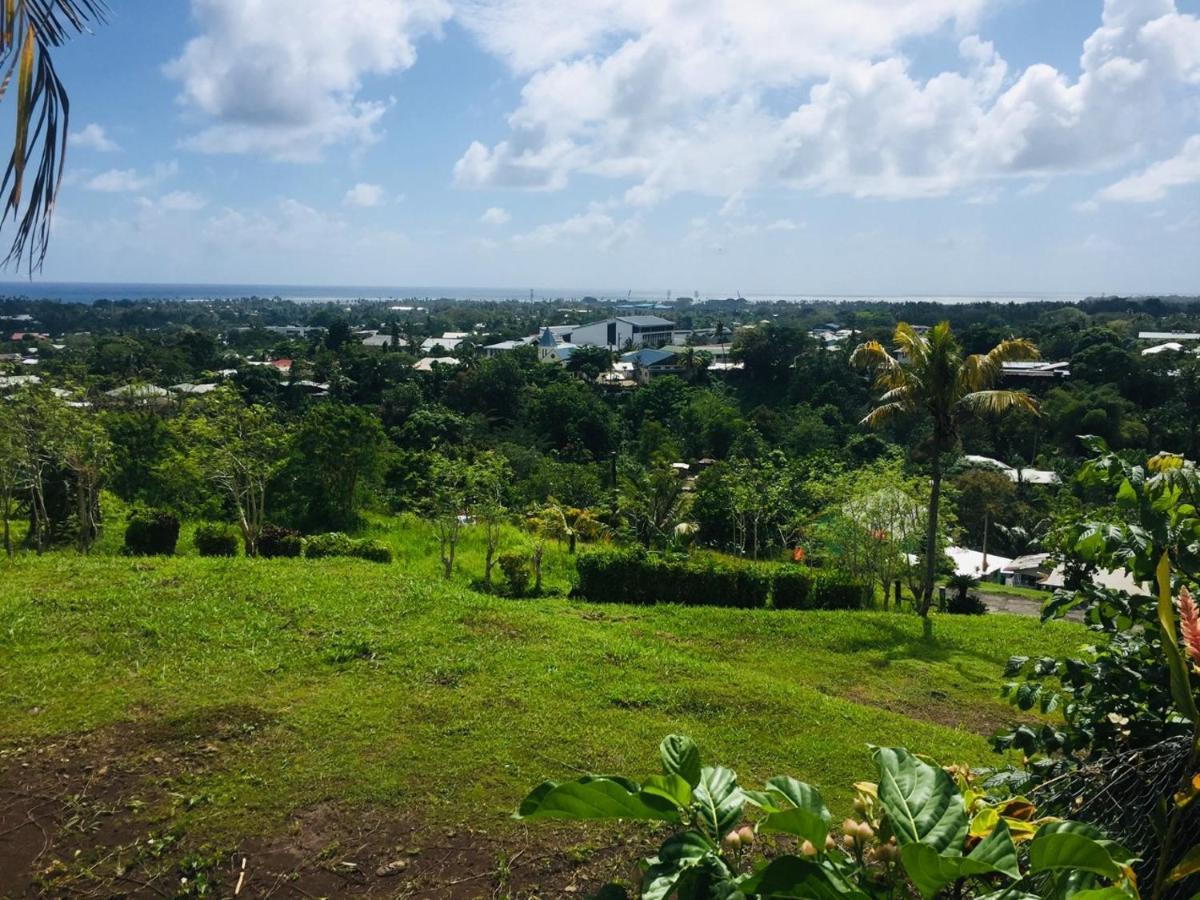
[103,383,173,408]
[1001,553,1053,588]
[412,356,460,372]
[960,454,1061,486]
[9,332,49,342]
[1001,361,1070,380]
[1039,564,1151,597]
[945,546,1013,582]
[536,326,578,363]
[483,338,533,357]
[570,315,675,350]
[1141,342,1186,356]
[0,374,41,390]
[1138,331,1200,342]
[360,331,398,349]
[171,382,220,396]
[419,334,465,354]
[620,347,681,382]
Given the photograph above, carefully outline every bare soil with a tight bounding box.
[0,711,653,899]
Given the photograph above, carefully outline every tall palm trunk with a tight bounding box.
[919,451,942,617]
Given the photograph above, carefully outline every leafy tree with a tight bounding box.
[620,461,688,548]
[469,452,511,588]
[7,387,60,551]
[853,322,1039,615]
[951,468,1018,558]
[565,345,613,381]
[731,322,811,381]
[57,405,111,552]
[181,388,289,557]
[286,402,388,530]
[0,401,24,555]
[424,454,469,578]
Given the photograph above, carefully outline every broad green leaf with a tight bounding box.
[740,856,869,900]
[642,773,694,810]
[873,747,967,853]
[660,735,702,788]
[515,775,681,822]
[694,765,745,839]
[757,776,831,846]
[1167,844,1200,884]
[1068,890,1139,900]
[642,831,721,900]
[1028,832,1120,880]
[900,821,1020,899]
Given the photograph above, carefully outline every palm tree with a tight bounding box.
[851,322,1040,616]
[1,1,106,273]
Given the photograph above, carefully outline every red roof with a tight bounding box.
[270,359,293,371]
[10,332,49,341]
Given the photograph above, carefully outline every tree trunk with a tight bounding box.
[919,452,943,617]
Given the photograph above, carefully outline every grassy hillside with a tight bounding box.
[0,554,1085,895]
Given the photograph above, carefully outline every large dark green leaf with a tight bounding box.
[642,773,694,810]
[900,820,1020,898]
[642,831,722,900]
[660,734,702,788]
[1028,827,1122,880]
[740,856,870,900]
[694,766,745,839]
[515,775,681,822]
[873,748,967,853]
[755,776,831,846]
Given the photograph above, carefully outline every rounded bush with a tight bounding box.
[348,539,393,564]
[123,509,180,556]
[194,523,238,557]
[258,524,302,558]
[304,532,354,559]
[498,551,533,596]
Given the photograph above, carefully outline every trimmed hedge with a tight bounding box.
[258,525,302,559]
[304,532,393,564]
[574,549,857,611]
[123,509,180,556]
[194,523,239,557]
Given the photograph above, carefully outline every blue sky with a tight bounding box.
[14,0,1200,294]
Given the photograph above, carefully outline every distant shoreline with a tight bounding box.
[0,280,1119,305]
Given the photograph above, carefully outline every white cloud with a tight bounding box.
[343,182,386,207]
[511,203,638,250]
[1097,135,1200,202]
[166,0,452,162]
[453,0,1200,206]
[479,206,511,225]
[69,123,119,153]
[85,161,178,193]
[157,190,208,212]
[765,218,801,231]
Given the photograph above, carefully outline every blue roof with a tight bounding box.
[621,347,677,367]
[537,326,558,348]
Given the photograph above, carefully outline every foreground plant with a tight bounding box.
[516,735,1139,899]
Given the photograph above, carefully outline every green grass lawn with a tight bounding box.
[0,552,1085,851]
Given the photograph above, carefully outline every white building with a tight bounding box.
[570,315,675,351]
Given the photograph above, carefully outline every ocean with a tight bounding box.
[0,281,1091,306]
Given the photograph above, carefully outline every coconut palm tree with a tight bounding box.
[851,322,1040,616]
[1,1,106,273]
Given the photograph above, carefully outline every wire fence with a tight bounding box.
[1029,736,1198,899]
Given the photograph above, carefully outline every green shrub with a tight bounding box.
[771,567,816,609]
[304,533,392,563]
[812,574,868,610]
[498,552,533,596]
[123,509,180,556]
[304,532,355,559]
[194,523,238,557]
[575,549,772,609]
[348,539,392,564]
[947,591,987,615]
[258,524,302,558]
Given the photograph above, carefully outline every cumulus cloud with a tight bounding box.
[1097,135,1200,202]
[479,206,511,225]
[453,0,1200,205]
[69,123,119,152]
[167,0,452,162]
[157,190,208,212]
[511,203,638,250]
[85,162,178,193]
[343,182,386,207]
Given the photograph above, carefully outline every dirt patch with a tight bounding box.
[837,684,1011,734]
[0,713,658,899]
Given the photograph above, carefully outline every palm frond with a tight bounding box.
[850,340,898,373]
[956,389,1040,417]
[861,402,909,429]
[958,338,1040,393]
[0,0,106,274]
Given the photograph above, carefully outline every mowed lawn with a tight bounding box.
[0,555,1085,846]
